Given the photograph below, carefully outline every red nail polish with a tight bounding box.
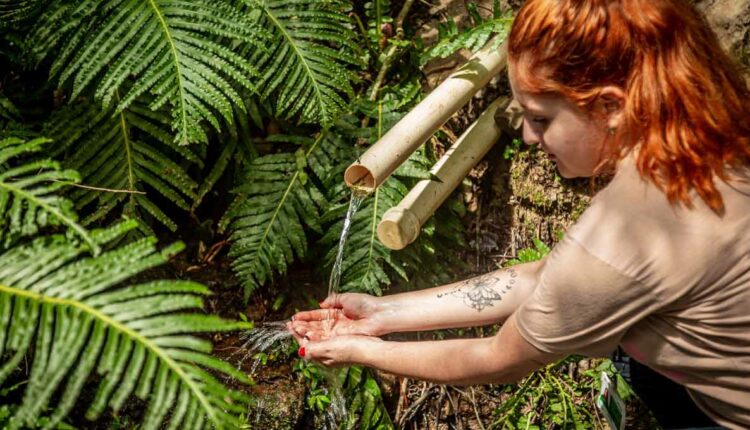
[298,347,306,357]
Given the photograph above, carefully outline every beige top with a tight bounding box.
[515,157,750,429]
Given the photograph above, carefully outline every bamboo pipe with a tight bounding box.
[377,96,522,250]
[344,37,509,190]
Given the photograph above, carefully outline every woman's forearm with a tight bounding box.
[352,336,526,385]
[371,259,544,334]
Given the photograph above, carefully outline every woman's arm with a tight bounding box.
[375,259,544,333]
[305,313,562,385]
[291,259,545,339]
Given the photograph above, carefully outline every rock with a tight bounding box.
[697,0,750,69]
[247,378,306,430]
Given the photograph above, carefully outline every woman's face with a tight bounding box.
[509,69,614,178]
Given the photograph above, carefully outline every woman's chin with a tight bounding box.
[556,164,585,179]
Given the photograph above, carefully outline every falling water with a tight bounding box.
[241,188,370,429]
[327,190,367,298]
[319,189,368,429]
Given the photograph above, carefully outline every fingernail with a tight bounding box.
[298,347,306,357]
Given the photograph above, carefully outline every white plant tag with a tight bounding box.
[597,372,626,430]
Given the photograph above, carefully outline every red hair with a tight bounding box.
[508,0,750,213]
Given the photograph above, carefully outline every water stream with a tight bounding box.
[327,191,367,298]
[241,189,368,429]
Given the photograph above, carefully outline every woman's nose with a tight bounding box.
[522,118,541,146]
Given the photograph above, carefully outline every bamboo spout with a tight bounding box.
[377,96,522,250]
[344,38,509,191]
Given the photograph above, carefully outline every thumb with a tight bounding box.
[320,293,345,309]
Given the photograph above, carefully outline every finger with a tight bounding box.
[304,329,332,342]
[287,324,307,346]
[320,293,345,309]
[289,321,309,336]
[293,309,336,322]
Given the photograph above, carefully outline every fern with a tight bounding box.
[45,99,199,234]
[319,178,406,295]
[0,0,43,27]
[28,0,266,145]
[506,238,551,266]
[241,0,362,127]
[0,93,20,123]
[220,133,334,296]
[319,97,467,295]
[0,220,252,430]
[342,366,393,429]
[420,0,512,66]
[0,136,97,252]
[316,100,428,295]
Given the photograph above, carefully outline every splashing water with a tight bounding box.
[240,189,369,429]
[236,321,293,373]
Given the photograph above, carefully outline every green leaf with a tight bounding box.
[0,0,45,27]
[420,5,513,66]
[0,94,20,123]
[0,136,97,253]
[241,0,362,126]
[44,99,199,233]
[29,0,267,145]
[0,221,251,430]
[220,133,331,296]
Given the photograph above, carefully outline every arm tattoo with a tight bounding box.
[436,268,518,312]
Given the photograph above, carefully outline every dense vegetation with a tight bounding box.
[0,0,654,429]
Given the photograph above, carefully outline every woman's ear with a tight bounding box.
[597,86,625,130]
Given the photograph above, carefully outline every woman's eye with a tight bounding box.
[532,117,548,125]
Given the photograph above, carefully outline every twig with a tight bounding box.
[435,385,446,424]
[368,44,399,102]
[445,387,464,430]
[367,0,416,102]
[394,0,415,38]
[400,382,433,427]
[52,180,146,194]
[395,377,410,424]
[470,387,487,430]
[352,12,380,61]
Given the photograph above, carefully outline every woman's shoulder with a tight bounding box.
[568,157,750,293]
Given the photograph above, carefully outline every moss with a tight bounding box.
[246,381,305,430]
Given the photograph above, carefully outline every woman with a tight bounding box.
[290,0,750,428]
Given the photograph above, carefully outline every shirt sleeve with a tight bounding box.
[515,235,664,357]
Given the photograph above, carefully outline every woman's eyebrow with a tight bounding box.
[514,97,548,116]
[520,105,547,116]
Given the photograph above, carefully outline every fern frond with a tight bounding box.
[0,220,252,430]
[342,366,393,429]
[0,93,20,122]
[30,0,267,145]
[242,0,362,127]
[0,0,44,27]
[319,181,405,295]
[45,99,199,233]
[0,136,97,253]
[318,99,464,295]
[220,133,332,296]
[420,1,512,66]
